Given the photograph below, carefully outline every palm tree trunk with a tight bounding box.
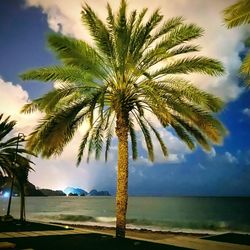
[115,111,129,238]
[6,176,14,217]
[20,185,26,222]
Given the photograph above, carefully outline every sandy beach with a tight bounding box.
[1,220,250,249]
[58,223,207,240]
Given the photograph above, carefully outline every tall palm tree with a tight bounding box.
[0,114,34,221]
[20,0,227,237]
[223,0,250,85]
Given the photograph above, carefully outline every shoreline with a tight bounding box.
[52,222,210,240]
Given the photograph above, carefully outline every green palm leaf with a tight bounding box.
[0,114,35,190]
[223,0,250,28]
[223,0,250,86]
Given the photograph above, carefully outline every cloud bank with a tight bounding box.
[0,77,41,134]
[1,76,249,195]
[0,76,191,191]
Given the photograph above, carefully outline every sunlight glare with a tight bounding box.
[3,192,10,198]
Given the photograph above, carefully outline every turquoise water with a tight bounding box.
[1,196,250,233]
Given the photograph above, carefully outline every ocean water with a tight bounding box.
[1,196,250,233]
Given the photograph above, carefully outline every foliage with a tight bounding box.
[0,114,34,187]
[20,0,227,237]
[223,0,250,85]
[20,1,226,163]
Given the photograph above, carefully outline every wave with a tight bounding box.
[37,214,97,222]
[96,217,116,223]
[35,214,115,224]
[127,218,250,233]
[32,213,250,233]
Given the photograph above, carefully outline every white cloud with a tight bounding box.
[0,77,42,135]
[224,151,238,164]
[0,76,118,191]
[138,128,191,165]
[0,78,217,190]
[24,0,246,102]
[0,75,238,192]
[242,108,250,117]
[25,0,85,40]
[0,83,92,189]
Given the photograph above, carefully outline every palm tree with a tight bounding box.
[0,114,34,221]
[20,0,227,237]
[14,158,31,221]
[223,0,250,85]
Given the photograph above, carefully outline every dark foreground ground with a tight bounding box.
[0,220,72,232]
[1,220,250,249]
[0,220,188,250]
[0,233,189,250]
[203,233,250,246]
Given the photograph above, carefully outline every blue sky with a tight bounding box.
[0,0,250,196]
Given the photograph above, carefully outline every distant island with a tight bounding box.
[64,187,111,197]
[64,187,88,196]
[0,177,111,197]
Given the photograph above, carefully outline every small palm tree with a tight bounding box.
[14,159,31,221]
[223,0,250,85]
[20,0,227,237]
[0,114,34,221]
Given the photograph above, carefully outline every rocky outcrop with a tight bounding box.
[39,189,66,196]
[1,177,111,197]
[88,189,111,196]
[25,182,45,196]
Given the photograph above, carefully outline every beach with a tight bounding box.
[56,223,207,240]
[1,220,250,249]
[1,196,250,248]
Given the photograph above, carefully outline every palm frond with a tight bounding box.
[20,65,99,87]
[128,119,138,160]
[133,113,154,161]
[156,23,204,51]
[223,0,250,28]
[130,9,163,62]
[144,77,224,112]
[173,115,211,151]
[170,119,195,150]
[167,101,227,144]
[82,4,115,63]
[48,33,105,77]
[0,114,35,181]
[151,56,224,78]
[149,16,184,42]
[240,51,250,86]
[146,120,168,157]
[104,112,115,162]
[77,130,91,166]
[0,116,16,141]
[26,95,97,157]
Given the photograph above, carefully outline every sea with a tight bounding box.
[1,196,250,234]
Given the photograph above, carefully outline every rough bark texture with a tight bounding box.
[115,111,129,238]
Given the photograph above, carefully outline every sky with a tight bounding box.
[0,0,250,196]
